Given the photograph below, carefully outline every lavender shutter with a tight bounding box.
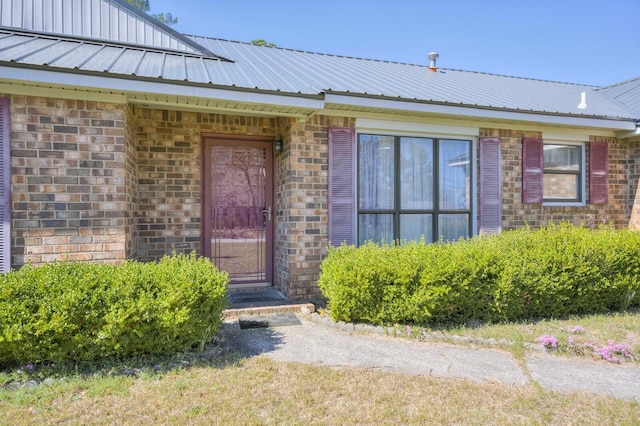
[522,138,543,204]
[328,127,356,245]
[479,137,501,235]
[589,142,608,205]
[0,98,10,272]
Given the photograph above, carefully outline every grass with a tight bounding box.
[1,357,639,425]
[1,311,639,424]
[397,310,640,362]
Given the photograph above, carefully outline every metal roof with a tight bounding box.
[0,22,639,123]
[189,36,638,121]
[596,77,640,118]
[0,28,232,79]
[0,0,215,55]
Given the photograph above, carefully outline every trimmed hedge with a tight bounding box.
[0,253,228,367]
[318,224,640,325]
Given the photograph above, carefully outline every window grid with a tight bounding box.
[357,134,472,244]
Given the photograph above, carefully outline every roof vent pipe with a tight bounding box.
[428,52,439,72]
[577,91,588,109]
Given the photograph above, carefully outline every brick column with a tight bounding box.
[275,115,354,301]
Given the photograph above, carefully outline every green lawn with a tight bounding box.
[1,311,639,425]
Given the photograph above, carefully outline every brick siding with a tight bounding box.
[479,128,628,230]
[9,96,131,266]
[628,138,640,230]
[133,108,277,261]
[275,116,354,300]
[6,94,640,301]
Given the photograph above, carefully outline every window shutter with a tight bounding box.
[328,127,355,246]
[479,137,501,235]
[522,138,543,204]
[589,141,608,205]
[0,98,10,273]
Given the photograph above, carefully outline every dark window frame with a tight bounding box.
[356,133,473,244]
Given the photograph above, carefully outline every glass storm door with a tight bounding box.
[202,136,274,285]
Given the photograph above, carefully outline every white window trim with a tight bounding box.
[542,140,586,207]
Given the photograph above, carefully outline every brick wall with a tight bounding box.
[9,96,130,267]
[133,108,277,261]
[480,128,628,230]
[124,104,138,258]
[628,138,640,230]
[275,115,354,300]
[7,95,637,300]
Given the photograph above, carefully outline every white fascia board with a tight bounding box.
[132,98,308,118]
[542,131,592,142]
[330,110,618,137]
[0,81,128,103]
[615,127,640,140]
[356,118,479,138]
[0,66,325,110]
[325,94,637,132]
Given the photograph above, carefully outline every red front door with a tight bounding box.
[202,135,274,285]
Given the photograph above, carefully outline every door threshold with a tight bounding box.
[228,282,272,290]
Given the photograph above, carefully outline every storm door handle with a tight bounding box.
[262,206,272,221]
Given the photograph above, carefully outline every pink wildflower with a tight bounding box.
[535,334,558,349]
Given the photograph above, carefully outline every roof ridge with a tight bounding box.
[186,34,599,87]
[596,75,640,91]
[186,34,426,66]
[109,0,216,57]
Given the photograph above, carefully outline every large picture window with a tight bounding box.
[357,134,472,244]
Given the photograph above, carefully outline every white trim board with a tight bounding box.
[356,118,479,138]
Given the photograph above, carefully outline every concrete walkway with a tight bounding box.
[222,313,640,401]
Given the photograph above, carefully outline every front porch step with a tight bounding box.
[224,287,315,319]
[224,302,315,319]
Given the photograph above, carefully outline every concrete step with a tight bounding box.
[224,302,315,319]
[223,287,315,319]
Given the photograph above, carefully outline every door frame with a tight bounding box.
[200,133,275,285]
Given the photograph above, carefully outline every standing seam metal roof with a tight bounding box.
[189,36,638,120]
[0,24,638,121]
[0,28,228,79]
[596,78,640,118]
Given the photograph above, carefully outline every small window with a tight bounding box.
[543,143,584,203]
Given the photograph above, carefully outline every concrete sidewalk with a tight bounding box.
[222,313,640,401]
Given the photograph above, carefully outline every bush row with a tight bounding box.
[318,224,640,325]
[0,253,228,367]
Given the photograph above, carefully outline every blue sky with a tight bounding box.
[150,0,639,87]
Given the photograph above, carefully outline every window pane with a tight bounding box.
[400,138,433,210]
[359,135,395,210]
[544,145,580,171]
[544,174,579,199]
[400,214,433,242]
[358,214,394,245]
[439,140,471,210]
[438,214,469,242]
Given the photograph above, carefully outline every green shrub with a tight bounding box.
[318,224,640,326]
[0,253,228,367]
